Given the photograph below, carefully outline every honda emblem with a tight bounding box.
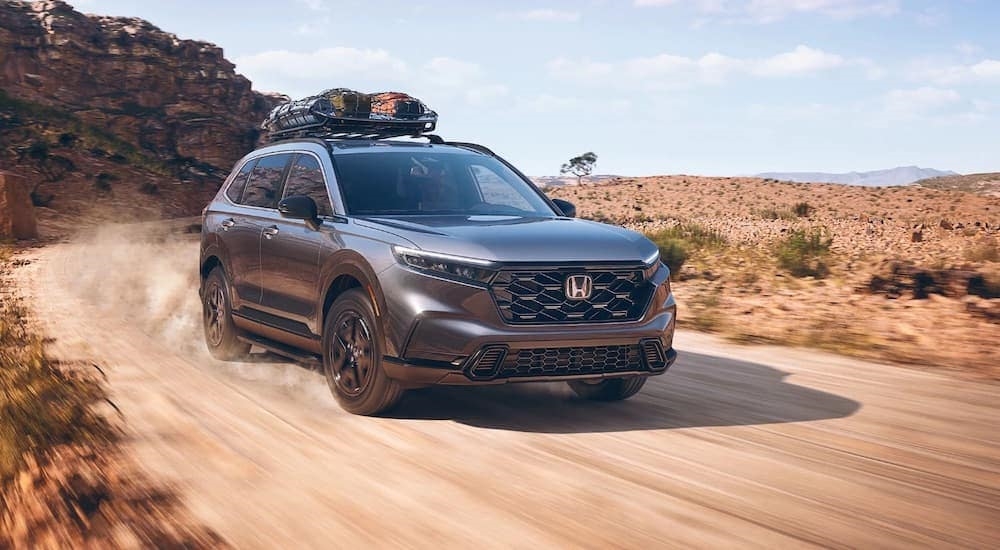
[565,274,593,300]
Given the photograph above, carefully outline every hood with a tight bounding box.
[356,215,658,265]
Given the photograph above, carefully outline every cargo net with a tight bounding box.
[263,89,438,141]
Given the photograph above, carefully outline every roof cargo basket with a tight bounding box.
[262,89,438,142]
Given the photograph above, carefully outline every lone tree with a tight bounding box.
[560,152,597,184]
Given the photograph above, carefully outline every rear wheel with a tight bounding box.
[202,268,251,360]
[322,289,404,415]
[568,376,647,401]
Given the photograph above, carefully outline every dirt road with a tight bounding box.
[14,231,1000,548]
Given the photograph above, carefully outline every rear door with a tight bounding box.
[229,152,294,307]
[211,159,258,307]
[259,152,335,328]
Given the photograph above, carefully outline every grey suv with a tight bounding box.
[200,137,677,415]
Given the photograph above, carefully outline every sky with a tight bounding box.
[66,0,999,177]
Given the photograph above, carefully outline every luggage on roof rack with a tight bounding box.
[262,88,438,142]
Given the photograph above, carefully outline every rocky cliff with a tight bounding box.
[0,0,280,175]
[0,0,285,232]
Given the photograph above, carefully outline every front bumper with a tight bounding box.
[384,346,677,386]
[378,262,677,386]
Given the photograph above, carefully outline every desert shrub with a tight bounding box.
[655,238,688,276]
[93,172,118,193]
[57,132,78,147]
[755,207,795,220]
[139,181,159,195]
[776,228,833,278]
[651,223,727,249]
[793,202,813,217]
[30,190,54,207]
[0,285,110,482]
[964,239,999,263]
[646,223,725,278]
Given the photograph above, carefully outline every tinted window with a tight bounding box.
[226,160,255,203]
[283,154,333,217]
[334,152,554,217]
[242,153,291,208]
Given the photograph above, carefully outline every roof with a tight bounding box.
[250,137,489,157]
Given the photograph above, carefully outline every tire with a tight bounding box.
[202,267,251,360]
[568,376,647,401]
[322,288,404,415]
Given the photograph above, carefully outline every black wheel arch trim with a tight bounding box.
[318,250,395,356]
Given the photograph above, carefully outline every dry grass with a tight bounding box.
[548,176,1000,377]
[0,248,224,547]
[0,249,110,482]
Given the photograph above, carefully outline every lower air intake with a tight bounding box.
[465,345,508,380]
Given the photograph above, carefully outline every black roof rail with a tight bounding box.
[445,141,497,156]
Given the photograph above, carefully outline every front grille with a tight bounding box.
[491,269,653,324]
[495,344,644,379]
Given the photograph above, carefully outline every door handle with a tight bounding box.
[262,226,279,239]
[220,218,236,231]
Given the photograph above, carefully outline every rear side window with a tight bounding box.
[226,160,255,203]
[283,154,333,217]
[242,153,292,209]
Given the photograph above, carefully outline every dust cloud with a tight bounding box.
[56,222,337,405]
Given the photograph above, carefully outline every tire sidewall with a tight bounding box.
[202,268,247,359]
[322,289,398,414]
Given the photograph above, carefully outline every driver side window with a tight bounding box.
[283,153,333,217]
[469,164,532,211]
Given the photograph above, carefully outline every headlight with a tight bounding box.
[642,250,661,281]
[392,246,497,285]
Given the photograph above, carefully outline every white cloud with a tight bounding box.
[295,0,328,11]
[884,87,961,117]
[909,58,1000,85]
[512,9,581,22]
[634,0,900,23]
[465,84,510,106]
[971,60,1000,79]
[234,49,507,108]
[954,42,982,56]
[752,45,844,76]
[549,45,857,89]
[235,48,407,96]
[423,57,484,88]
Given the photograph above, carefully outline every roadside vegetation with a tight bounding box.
[0,247,110,481]
[0,249,222,547]
[645,222,727,278]
[775,228,833,278]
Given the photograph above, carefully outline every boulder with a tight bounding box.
[0,171,38,239]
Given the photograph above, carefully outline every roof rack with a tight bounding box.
[266,115,437,143]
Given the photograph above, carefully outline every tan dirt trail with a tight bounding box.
[13,234,1000,548]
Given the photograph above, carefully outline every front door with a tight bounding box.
[259,152,335,330]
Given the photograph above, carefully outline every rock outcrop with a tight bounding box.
[0,171,37,239]
[0,0,282,178]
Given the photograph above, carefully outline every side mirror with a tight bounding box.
[278,195,321,230]
[551,198,576,218]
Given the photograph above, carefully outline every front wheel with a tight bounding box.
[568,376,647,401]
[322,289,404,415]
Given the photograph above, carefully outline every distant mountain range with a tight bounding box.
[755,166,957,187]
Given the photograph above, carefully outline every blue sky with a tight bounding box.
[70,0,998,176]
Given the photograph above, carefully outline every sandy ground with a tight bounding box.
[11,230,1000,548]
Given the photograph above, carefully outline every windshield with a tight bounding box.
[332,151,556,217]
